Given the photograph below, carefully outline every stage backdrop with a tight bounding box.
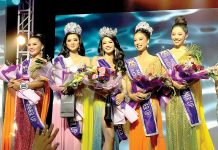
[55,9,218,149]
[0,0,6,146]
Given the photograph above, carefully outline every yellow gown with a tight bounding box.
[81,87,93,150]
[165,50,214,150]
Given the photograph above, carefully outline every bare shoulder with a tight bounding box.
[91,56,99,66]
[80,56,91,66]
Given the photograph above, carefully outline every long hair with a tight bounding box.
[58,32,85,57]
[98,36,126,75]
[29,33,46,59]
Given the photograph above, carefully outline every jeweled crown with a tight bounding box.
[64,22,82,35]
[99,27,117,38]
[135,21,153,35]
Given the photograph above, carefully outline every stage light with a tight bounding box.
[17,34,26,45]
[12,0,20,5]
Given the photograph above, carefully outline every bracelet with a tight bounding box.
[20,82,29,90]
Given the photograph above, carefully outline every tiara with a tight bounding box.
[64,22,82,35]
[135,22,153,35]
[99,27,117,38]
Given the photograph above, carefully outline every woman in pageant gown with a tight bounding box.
[1,34,50,150]
[91,26,126,150]
[157,16,214,150]
[51,22,93,150]
[125,22,166,150]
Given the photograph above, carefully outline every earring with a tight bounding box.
[78,47,80,52]
[147,40,150,48]
[40,48,43,56]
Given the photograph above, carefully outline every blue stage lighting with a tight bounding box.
[11,0,20,5]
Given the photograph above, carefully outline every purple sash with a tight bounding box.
[67,118,82,139]
[21,60,45,131]
[115,124,128,141]
[125,58,158,136]
[98,59,127,140]
[1,65,19,81]
[53,56,81,138]
[157,50,200,126]
[98,59,111,68]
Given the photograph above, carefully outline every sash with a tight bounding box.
[98,59,127,140]
[21,60,45,131]
[67,118,82,139]
[125,58,158,136]
[1,65,18,81]
[53,56,82,138]
[157,50,200,126]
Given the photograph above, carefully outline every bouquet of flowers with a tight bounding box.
[133,74,164,93]
[65,65,122,91]
[169,62,218,84]
[63,66,90,90]
[168,44,218,84]
[178,44,202,66]
[29,57,50,79]
[132,74,175,104]
[65,65,123,124]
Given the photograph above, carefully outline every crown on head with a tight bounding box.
[135,21,153,35]
[64,22,82,35]
[99,27,117,38]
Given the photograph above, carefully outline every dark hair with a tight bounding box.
[30,33,45,45]
[98,36,126,75]
[134,28,151,40]
[29,33,46,58]
[58,32,85,57]
[171,16,188,34]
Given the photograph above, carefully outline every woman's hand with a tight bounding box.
[61,84,85,96]
[8,80,15,88]
[172,80,188,90]
[115,93,125,105]
[35,57,48,65]
[36,76,49,82]
[215,80,218,98]
[32,124,59,150]
[129,92,151,102]
[207,63,218,76]
[9,79,23,91]
[60,86,70,95]
[12,80,21,90]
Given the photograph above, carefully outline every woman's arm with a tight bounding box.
[32,124,59,150]
[84,57,91,66]
[10,79,45,91]
[115,74,127,105]
[91,56,98,66]
[126,74,150,102]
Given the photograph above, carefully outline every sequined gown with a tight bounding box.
[164,50,214,150]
